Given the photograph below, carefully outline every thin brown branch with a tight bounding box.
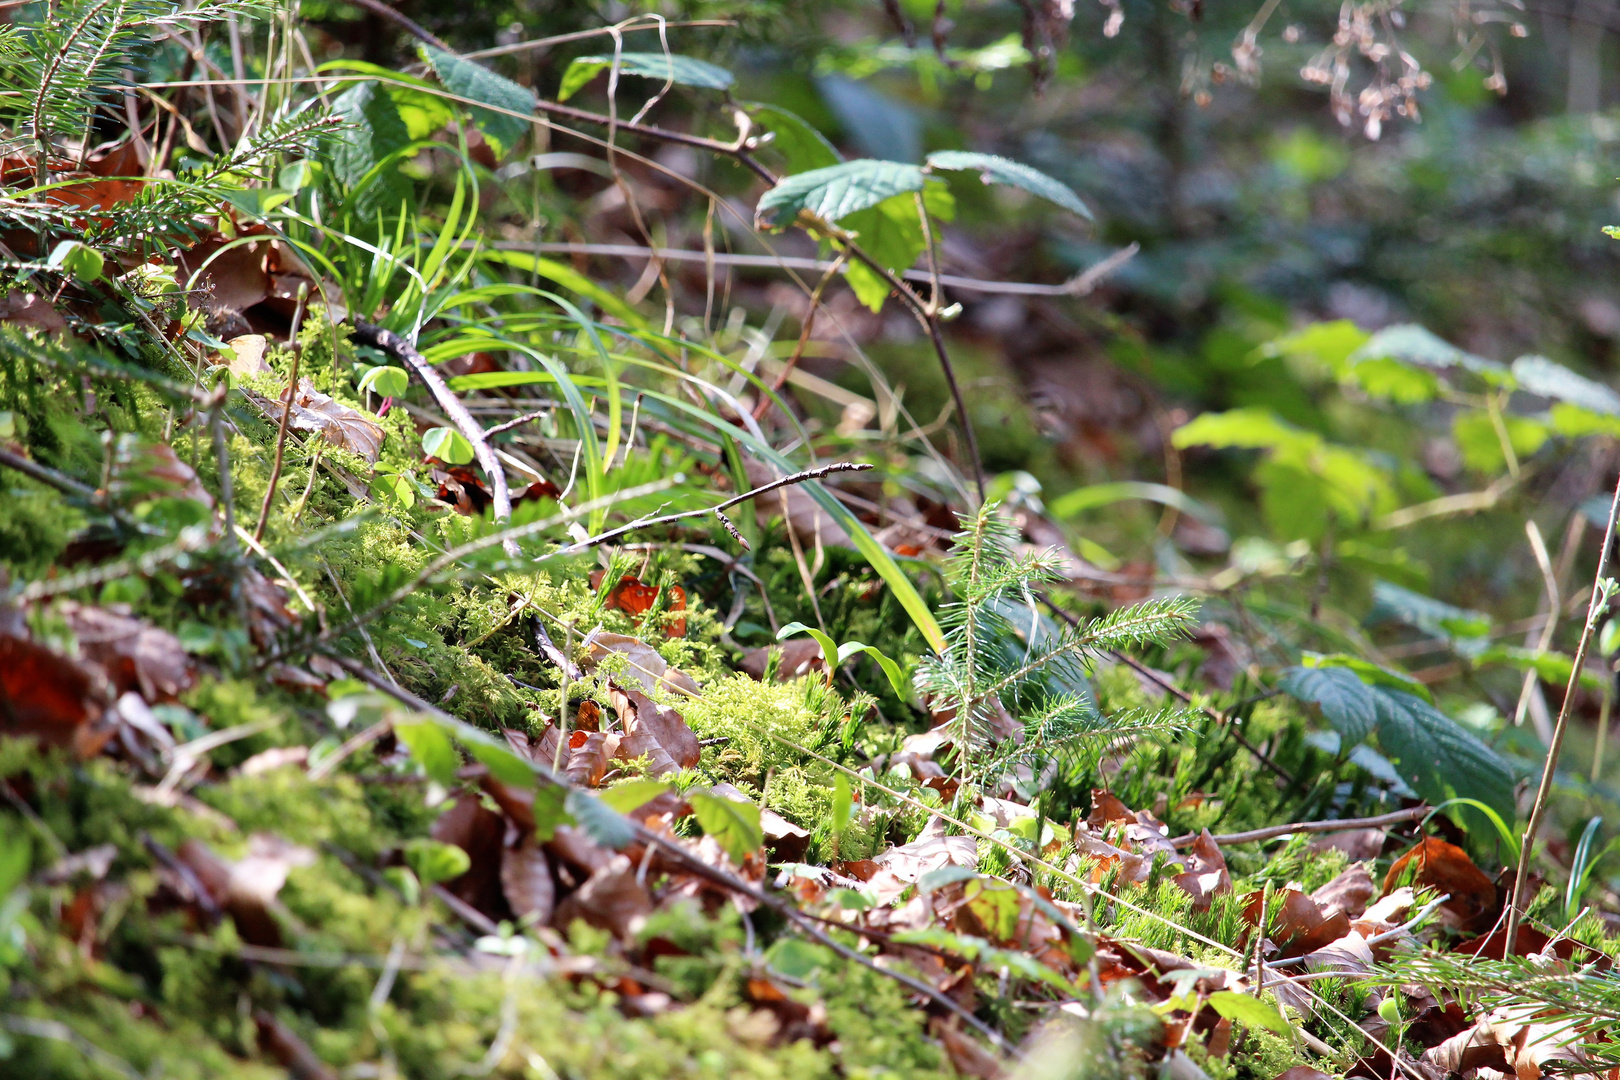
[339,0,450,51]
[350,320,519,557]
[553,461,872,553]
[254,322,302,542]
[1506,469,1620,950]
[1170,806,1428,848]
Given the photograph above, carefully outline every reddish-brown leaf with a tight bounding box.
[500,839,556,925]
[0,630,113,755]
[1383,836,1497,929]
[551,854,653,940]
[59,602,194,703]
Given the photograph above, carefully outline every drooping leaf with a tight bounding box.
[1511,354,1620,416]
[1368,580,1492,642]
[421,46,536,156]
[1350,324,1508,380]
[558,52,734,102]
[754,160,927,229]
[688,790,764,863]
[747,102,841,173]
[1207,990,1291,1035]
[926,149,1091,220]
[565,789,635,850]
[395,720,459,785]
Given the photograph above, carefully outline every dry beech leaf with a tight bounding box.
[59,602,194,703]
[739,638,825,681]
[1172,829,1231,910]
[226,334,272,377]
[1308,827,1386,861]
[283,378,385,463]
[609,683,700,776]
[109,440,215,510]
[1311,863,1375,920]
[176,834,313,948]
[0,627,115,756]
[500,839,556,925]
[551,853,653,940]
[875,817,978,883]
[431,793,508,922]
[710,782,809,862]
[0,290,69,335]
[581,630,700,696]
[1384,836,1497,929]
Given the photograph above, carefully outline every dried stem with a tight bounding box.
[1505,468,1620,951]
[1170,806,1428,848]
[351,320,519,557]
[253,330,302,542]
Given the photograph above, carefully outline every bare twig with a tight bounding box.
[351,320,519,557]
[1506,468,1620,951]
[486,241,1137,297]
[340,0,450,51]
[552,461,871,554]
[1171,806,1428,848]
[254,311,303,542]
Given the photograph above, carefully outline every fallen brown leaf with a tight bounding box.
[59,602,194,703]
[1384,836,1496,930]
[282,378,385,463]
[500,839,556,926]
[0,628,114,756]
[552,853,653,940]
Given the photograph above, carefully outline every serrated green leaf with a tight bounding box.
[926,149,1091,220]
[1371,688,1516,824]
[599,779,671,815]
[1265,319,1371,375]
[1207,991,1291,1034]
[1351,324,1508,380]
[747,102,840,173]
[1368,580,1492,641]
[688,790,764,863]
[395,720,458,785]
[1511,354,1620,416]
[1452,411,1548,473]
[421,45,536,156]
[565,789,634,850]
[755,160,927,228]
[558,51,734,101]
[1171,408,1320,454]
[329,80,412,188]
[421,426,475,465]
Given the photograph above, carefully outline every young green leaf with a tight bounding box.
[422,426,475,465]
[395,720,459,785]
[754,160,927,229]
[1207,991,1291,1035]
[925,150,1091,220]
[558,52,734,102]
[404,838,470,886]
[687,790,764,863]
[599,779,672,815]
[358,365,410,397]
[46,239,104,283]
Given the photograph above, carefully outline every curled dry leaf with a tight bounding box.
[176,834,314,948]
[225,334,273,377]
[582,630,700,696]
[0,290,69,334]
[1172,829,1232,910]
[109,438,215,510]
[500,839,556,925]
[1311,863,1375,920]
[551,853,653,940]
[282,378,386,463]
[59,602,194,703]
[609,683,701,777]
